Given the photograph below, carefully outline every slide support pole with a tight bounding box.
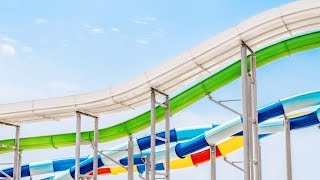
[165,95,170,180]
[150,88,169,180]
[250,53,260,180]
[75,113,81,180]
[210,145,216,180]
[128,135,134,180]
[13,125,20,180]
[146,155,150,180]
[93,116,99,180]
[150,89,156,180]
[285,116,293,180]
[241,42,250,180]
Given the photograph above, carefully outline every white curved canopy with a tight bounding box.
[0,0,319,124]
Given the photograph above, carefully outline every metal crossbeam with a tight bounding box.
[98,150,128,170]
[208,95,242,116]
[223,157,244,172]
[155,136,166,142]
[0,121,18,127]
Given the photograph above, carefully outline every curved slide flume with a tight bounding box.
[0,30,320,154]
[52,91,320,179]
[2,108,317,179]
[1,1,320,154]
[101,110,320,176]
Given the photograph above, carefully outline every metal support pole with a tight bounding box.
[17,152,22,180]
[145,155,150,180]
[165,96,170,180]
[284,116,292,180]
[150,90,156,180]
[258,142,262,180]
[247,71,253,180]
[241,43,250,180]
[13,126,20,180]
[93,117,99,180]
[128,136,134,180]
[250,54,260,180]
[75,113,81,180]
[210,145,216,180]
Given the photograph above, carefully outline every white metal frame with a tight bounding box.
[241,41,260,180]
[284,116,292,180]
[1,1,319,124]
[75,111,99,180]
[0,121,20,180]
[150,88,170,180]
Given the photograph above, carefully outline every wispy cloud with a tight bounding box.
[21,46,33,53]
[111,27,120,32]
[136,39,149,45]
[34,18,48,24]
[82,24,104,34]
[1,44,16,56]
[1,37,16,43]
[130,16,157,25]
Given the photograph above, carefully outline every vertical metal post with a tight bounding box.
[165,96,170,180]
[93,117,99,180]
[241,43,250,180]
[247,70,253,180]
[258,142,262,180]
[284,116,292,180]
[128,135,134,180]
[210,145,216,180]
[146,155,150,180]
[75,113,81,180]
[150,90,156,180]
[251,54,260,180]
[13,126,20,180]
[17,152,22,180]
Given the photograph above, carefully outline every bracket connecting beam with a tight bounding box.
[223,157,244,172]
[207,95,242,116]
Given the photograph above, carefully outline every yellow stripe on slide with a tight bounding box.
[217,136,243,156]
[110,167,127,175]
[287,111,310,118]
[168,155,194,169]
[110,166,138,175]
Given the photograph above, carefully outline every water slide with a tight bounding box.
[0,1,320,179]
[0,1,320,155]
[2,91,320,179]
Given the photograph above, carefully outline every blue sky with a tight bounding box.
[0,0,320,179]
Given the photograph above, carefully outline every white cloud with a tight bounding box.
[130,16,157,25]
[22,46,33,53]
[91,28,104,34]
[111,27,120,32]
[143,17,157,21]
[136,39,149,45]
[1,44,16,56]
[1,37,16,43]
[34,18,48,24]
[82,24,104,34]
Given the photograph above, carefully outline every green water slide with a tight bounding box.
[0,31,319,154]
